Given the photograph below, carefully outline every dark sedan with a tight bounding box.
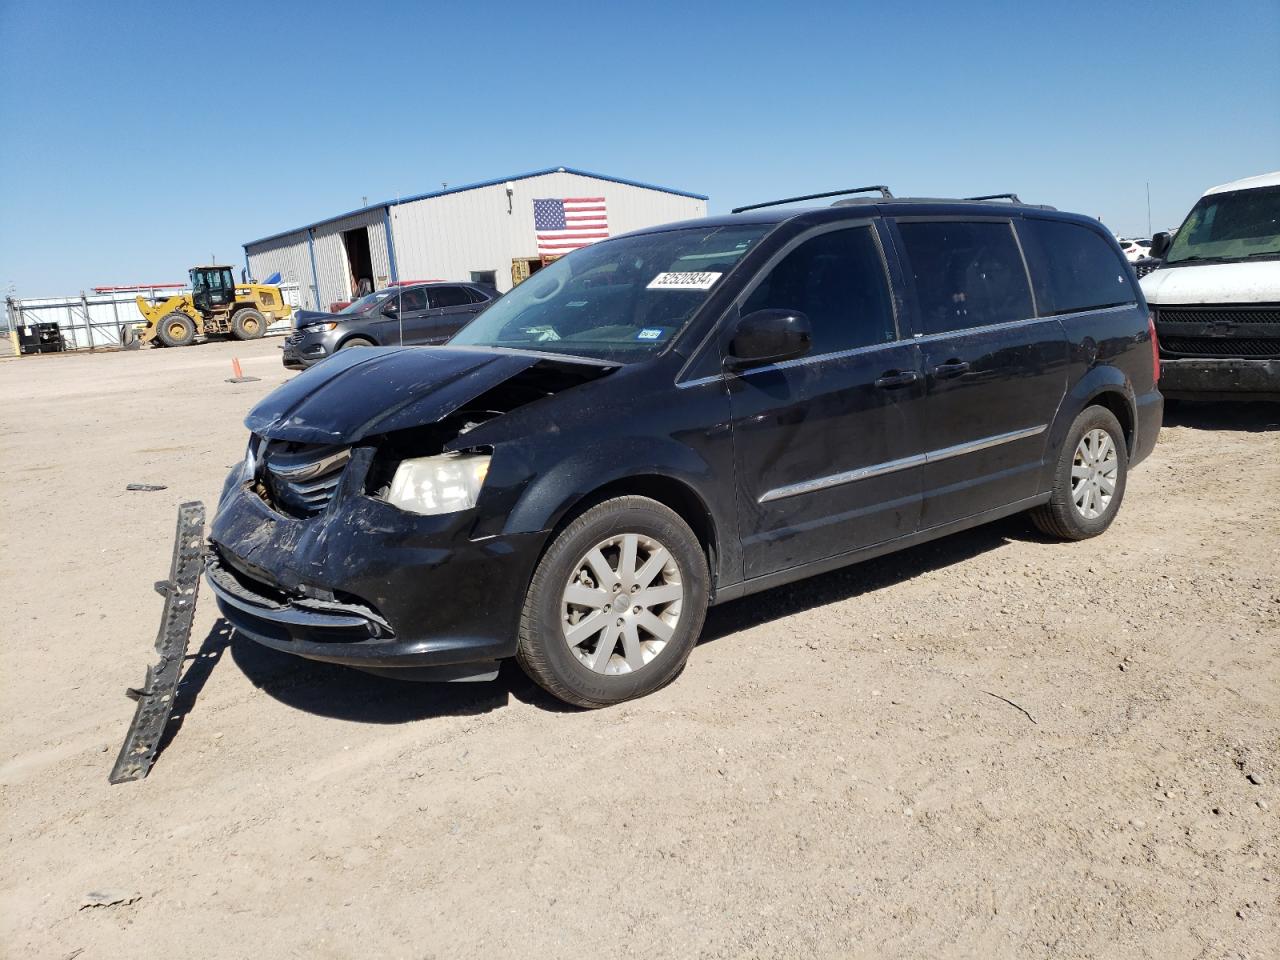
[282,281,497,369]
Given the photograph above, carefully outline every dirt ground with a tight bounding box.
[1,338,1276,959]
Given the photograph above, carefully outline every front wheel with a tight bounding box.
[230,308,266,340]
[156,312,195,348]
[517,496,709,708]
[1030,406,1128,540]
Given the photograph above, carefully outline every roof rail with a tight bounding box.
[732,185,894,214]
[965,193,1022,203]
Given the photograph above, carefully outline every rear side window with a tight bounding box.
[741,225,896,355]
[465,286,491,303]
[429,286,471,308]
[1018,219,1136,315]
[896,220,1034,335]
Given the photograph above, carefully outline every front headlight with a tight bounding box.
[382,452,490,516]
[302,321,339,332]
[240,439,258,481]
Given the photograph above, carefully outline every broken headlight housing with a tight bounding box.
[381,452,490,516]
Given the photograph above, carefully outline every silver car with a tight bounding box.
[282,282,497,369]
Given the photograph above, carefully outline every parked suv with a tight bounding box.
[209,191,1161,708]
[282,281,497,369]
[1142,172,1280,401]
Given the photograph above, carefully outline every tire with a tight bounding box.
[156,312,195,348]
[1030,405,1128,541]
[338,336,375,350]
[517,496,709,708]
[230,308,267,341]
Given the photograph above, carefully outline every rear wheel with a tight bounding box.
[339,336,375,350]
[1031,406,1128,540]
[517,496,709,708]
[230,308,266,340]
[156,312,195,348]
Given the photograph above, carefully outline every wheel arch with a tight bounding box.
[1040,366,1138,490]
[510,466,726,598]
[335,332,379,349]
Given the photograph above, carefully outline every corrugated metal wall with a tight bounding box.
[311,208,393,309]
[389,172,707,292]
[247,209,394,311]
[246,232,316,308]
[245,171,708,306]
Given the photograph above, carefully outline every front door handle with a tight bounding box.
[875,369,920,389]
[933,359,971,379]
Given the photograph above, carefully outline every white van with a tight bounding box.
[1142,171,1280,400]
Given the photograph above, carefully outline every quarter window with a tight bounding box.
[740,226,896,355]
[896,221,1034,334]
[1017,219,1136,315]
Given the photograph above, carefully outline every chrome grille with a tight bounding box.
[261,442,351,517]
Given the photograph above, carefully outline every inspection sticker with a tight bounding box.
[647,271,723,291]
[636,328,667,341]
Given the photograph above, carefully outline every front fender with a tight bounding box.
[500,435,724,539]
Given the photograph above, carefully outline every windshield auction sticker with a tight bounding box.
[647,272,723,291]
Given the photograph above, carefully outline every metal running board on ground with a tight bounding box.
[109,501,205,784]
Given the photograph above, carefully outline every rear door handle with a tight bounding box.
[933,359,971,379]
[875,370,920,389]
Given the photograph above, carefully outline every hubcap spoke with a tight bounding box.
[635,610,674,642]
[633,547,671,589]
[618,534,639,584]
[564,584,608,608]
[591,621,621,671]
[621,620,645,670]
[635,583,682,608]
[584,548,619,590]
[565,610,608,646]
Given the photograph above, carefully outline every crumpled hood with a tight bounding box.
[246,345,615,444]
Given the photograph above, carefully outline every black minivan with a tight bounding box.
[208,190,1162,707]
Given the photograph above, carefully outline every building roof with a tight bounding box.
[244,166,709,249]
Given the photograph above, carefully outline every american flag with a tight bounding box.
[534,197,609,258]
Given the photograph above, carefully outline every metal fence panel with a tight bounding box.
[4,283,301,351]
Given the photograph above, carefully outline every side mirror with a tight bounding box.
[382,301,399,317]
[725,309,812,370]
[1148,231,1172,260]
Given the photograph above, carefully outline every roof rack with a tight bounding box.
[732,185,894,214]
[965,193,1022,203]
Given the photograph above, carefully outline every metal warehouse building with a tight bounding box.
[243,167,708,311]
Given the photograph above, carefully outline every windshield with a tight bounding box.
[339,290,395,315]
[1165,185,1280,264]
[448,223,772,361]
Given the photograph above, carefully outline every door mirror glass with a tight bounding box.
[1148,231,1172,260]
[726,309,812,369]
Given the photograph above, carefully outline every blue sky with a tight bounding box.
[1,0,1277,295]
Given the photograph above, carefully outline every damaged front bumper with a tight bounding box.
[1159,358,1280,401]
[207,479,546,673]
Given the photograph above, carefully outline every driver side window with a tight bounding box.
[742,226,897,355]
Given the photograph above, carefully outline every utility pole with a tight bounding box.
[1146,182,1153,237]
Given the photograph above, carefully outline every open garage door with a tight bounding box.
[343,227,375,298]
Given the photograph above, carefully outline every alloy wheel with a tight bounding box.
[1071,428,1119,520]
[561,533,683,674]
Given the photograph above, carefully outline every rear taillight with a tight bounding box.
[1148,310,1161,383]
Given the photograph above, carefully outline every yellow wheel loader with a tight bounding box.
[131,265,292,347]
